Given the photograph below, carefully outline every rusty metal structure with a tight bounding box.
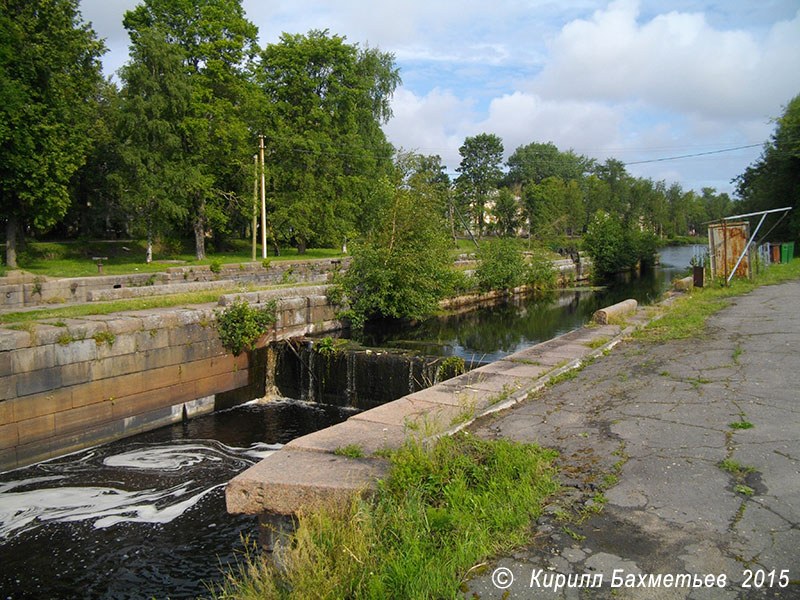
[707,207,793,284]
[708,221,750,281]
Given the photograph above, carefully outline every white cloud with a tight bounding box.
[383,88,478,167]
[478,92,625,157]
[533,0,800,119]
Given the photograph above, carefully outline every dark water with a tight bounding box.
[0,246,699,600]
[355,245,701,363]
[0,400,357,600]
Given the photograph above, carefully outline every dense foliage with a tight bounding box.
[735,93,800,243]
[583,211,659,279]
[337,177,454,328]
[474,238,527,292]
[0,0,105,267]
[214,299,276,356]
[2,0,793,289]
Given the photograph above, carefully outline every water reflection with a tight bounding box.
[356,245,700,362]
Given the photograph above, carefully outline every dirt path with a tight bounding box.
[465,280,800,599]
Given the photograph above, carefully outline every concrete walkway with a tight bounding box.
[465,280,800,599]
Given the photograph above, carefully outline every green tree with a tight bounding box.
[123,0,259,260]
[735,93,800,241]
[492,188,520,237]
[257,30,399,253]
[338,178,454,328]
[456,133,504,236]
[506,142,593,188]
[114,28,192,263]
[60,78,125,239]
[474,237,526,291]
[0,0,105,267]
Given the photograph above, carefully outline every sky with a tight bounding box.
[78,0,800,196]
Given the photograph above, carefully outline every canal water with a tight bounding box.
[0,245,700,600]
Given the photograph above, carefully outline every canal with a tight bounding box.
[0,245,701,599]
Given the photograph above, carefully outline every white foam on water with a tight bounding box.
[0,441,283,539]
[102,444,222,470]
[0,481,228,538]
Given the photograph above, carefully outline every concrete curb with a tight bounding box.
[226,295,675,520]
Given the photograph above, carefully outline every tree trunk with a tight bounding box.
[5,215,18,269]
[194,198,206,261]
[296,237,307,255]
[146,222,153,264]
[449,200,457,248]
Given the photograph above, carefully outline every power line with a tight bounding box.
[622,144,763,166]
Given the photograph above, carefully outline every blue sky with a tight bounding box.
[79,0,800,196]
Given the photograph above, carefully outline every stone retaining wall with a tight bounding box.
[0,285,340,471]
[0,258,349,309]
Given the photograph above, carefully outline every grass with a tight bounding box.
[636,259,800,343]
[583,335,610,349]
[4,239,345,279]
[211,434,559,600]
[333,444,365,459]
[729,421,754,430]
[0,282,302,325]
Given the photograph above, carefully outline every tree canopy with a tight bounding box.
[0,0,105,267]
[735,93,800,241]
[456,133,504,236]
[123,0,259,259]
[256,30,400,253]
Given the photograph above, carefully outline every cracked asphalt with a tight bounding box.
[464,279,800,599]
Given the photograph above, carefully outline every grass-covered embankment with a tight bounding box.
[639,258,800,342]
[211,434,559,600]
[1,239,344,279]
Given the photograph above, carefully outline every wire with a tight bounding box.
[623,144,763,166]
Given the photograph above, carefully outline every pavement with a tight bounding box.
[464,279,800,599]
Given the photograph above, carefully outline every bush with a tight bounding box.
[474,238,526,291]
[526,247,557,289]
[437,355,465,381]
[209,259,222,274]
[214,299,276,356]
[583,211,658,279]
[339,188,453,328]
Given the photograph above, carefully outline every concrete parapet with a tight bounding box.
[226,300,644,524]
[592,298,638,324]
[226,450,389,515]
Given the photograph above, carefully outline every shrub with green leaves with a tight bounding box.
[474,237,526,291]
[583,211,658,279]
[437,355,466,381]
[338,187,454,329]
[526,247,557,289]
[214,299,276,356]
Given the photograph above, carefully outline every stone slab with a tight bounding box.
[226,449,389,515]
[285,419,406,455]
[349,396,462,430]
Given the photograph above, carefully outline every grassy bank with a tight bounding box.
[210,434,558,600]
[0,282,306,325]
[638,258,800,342]
[3,239,344,279]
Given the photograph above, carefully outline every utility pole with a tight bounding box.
[252,154,258,262]
[260,135,267,259]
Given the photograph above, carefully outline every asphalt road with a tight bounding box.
[466,279,800,599]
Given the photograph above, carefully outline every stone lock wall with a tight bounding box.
[0,258,349,309]
[0,285,340,471]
